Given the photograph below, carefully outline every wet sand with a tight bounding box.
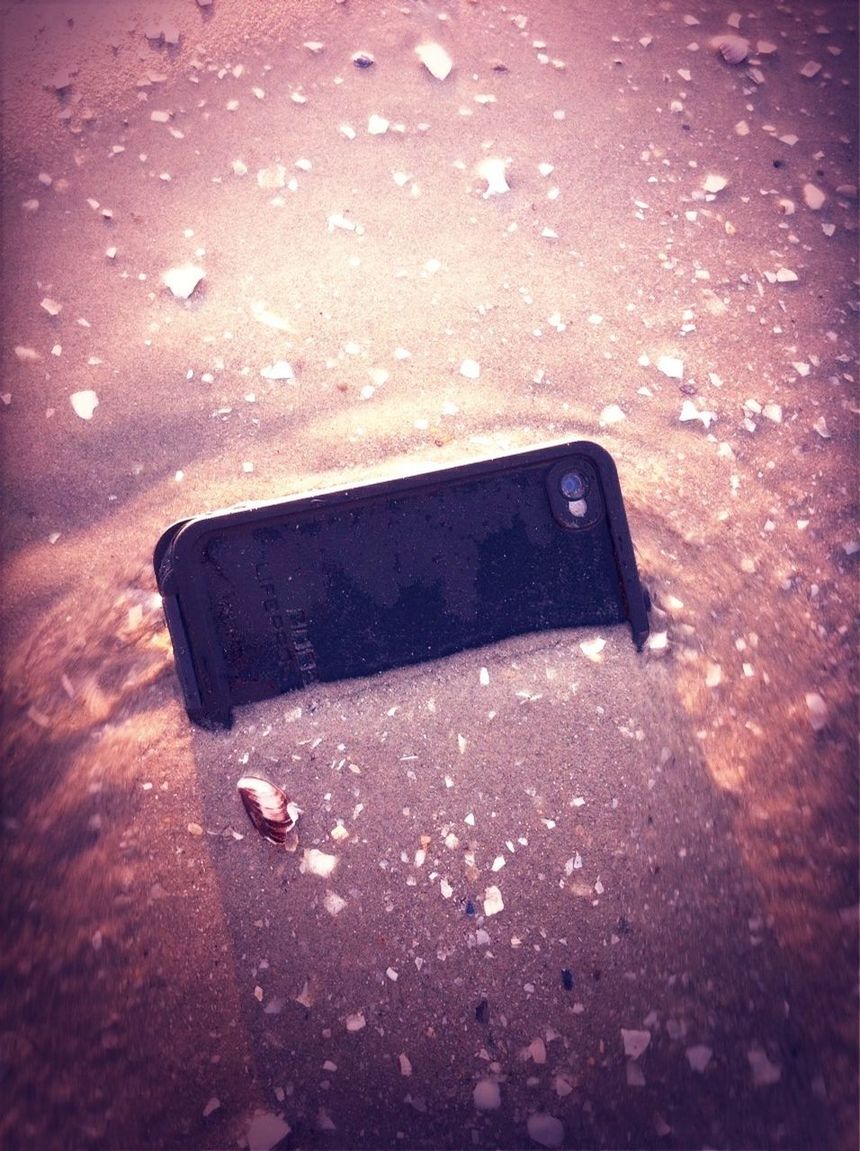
[1,1,857,1149]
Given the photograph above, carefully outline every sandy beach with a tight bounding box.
[1,1,857,1148]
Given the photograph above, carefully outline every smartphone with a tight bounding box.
[154,441,650,728]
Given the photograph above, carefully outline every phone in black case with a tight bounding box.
[154,441,649,729]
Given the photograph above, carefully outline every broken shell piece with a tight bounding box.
[776,198,796,215]
[477,156,510,197]
[702,173,729,195]
[748,1047,782,1086]
[805,692,828,732]
[580,636,606,661]
[250,302,295,333]
[237,777,299,844]
[473,1079,501,1110]
[680,399,717,428]
[246,1112,291,1151]
[799,60,822,79]
[686,1044,713,1072]
[368,114,390,135]
[257,164,286,189]
[300,848,338,878]
[656,354,684,379]
[261,361,295,381]
[527,1113,565,1149]
[41,297,62,316]
[460,358,480,379]
[483,884,504,916]
[415,41,453,80]
[599,403,625,427]
[323,891,347,917]
[70,390,99,420]
[802,182,827,211]
[163,263,205,300]
[711,33,749,64]
[621,1028,651,1059]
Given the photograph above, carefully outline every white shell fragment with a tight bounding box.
[527,1112,565,1148]
[805,692,828,732]
[621,1028,651,1059]
[473,1079,501,1111]
[368,114,390,135]
[800,60,822,79]
[599,403,626,427]
[250,302,295,332]
[460,358,481,379]
[483,884,504,916]
[246,1111,291,1151]
[41,297,62,316]
[580,636,606,661]
[261,361,295,381]
[686,1044,713,1072]
[748,1047,782,1086]
[477,156,510,197]
[679,399,717,429]
[300,848,339,878]
[237,777,298,844]
[345,1012,366,1032]
[703,173,729,195]
[415,41,453,81]
[711,34,749,64]
[802,182,827,211]
[163,264,205,300]
[70,390,99,420]
[323,891,348,917]
[656,355,684,379]
[257,164,286,189]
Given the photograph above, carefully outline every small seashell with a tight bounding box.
[800,60,822,79]
[702,173,729,195]
[367,113,389,135]
[162,263,205,300]
[483,884,504,916]
[70,390,99,420]
[802,182,827,211]
[300,848,338,878]
[477,156,510,197]
[711,33,749,64]
[415,41,453,81]
[237,776,299,844]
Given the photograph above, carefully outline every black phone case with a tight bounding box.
[154,441,649,729]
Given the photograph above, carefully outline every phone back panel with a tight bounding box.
[155,441,649,727]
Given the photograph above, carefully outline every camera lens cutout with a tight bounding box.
[559,470,587,501]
